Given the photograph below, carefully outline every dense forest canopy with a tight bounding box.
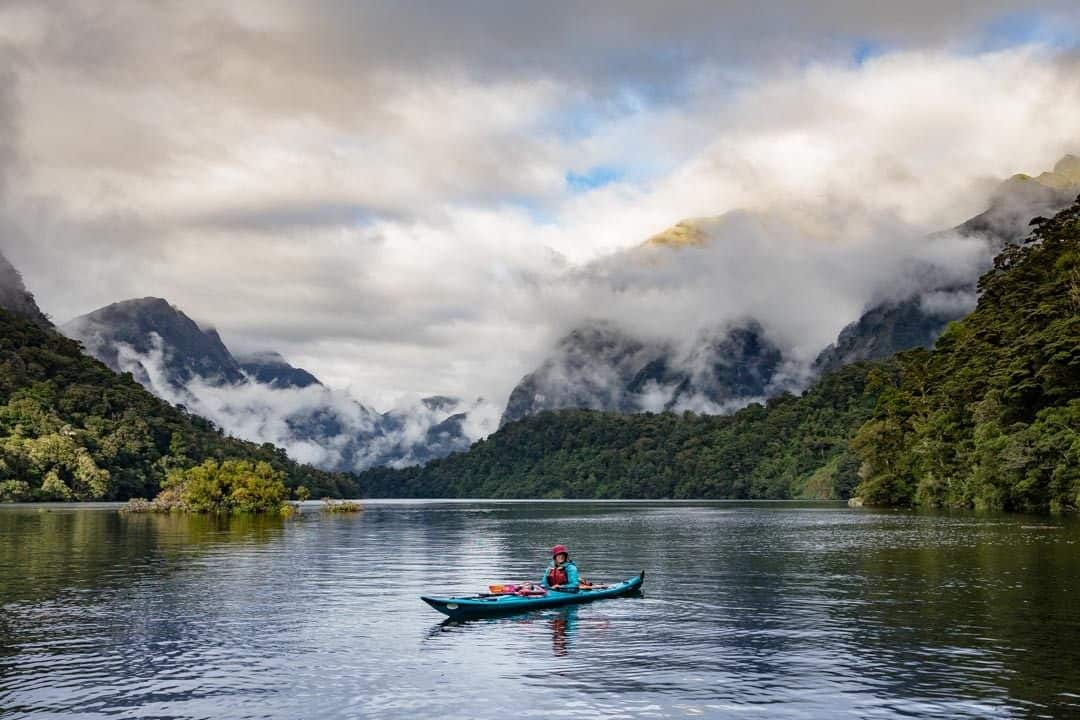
[852,201,1080,512]
[357,360,888,500]
[3,200,1077,510]
[0,311,359,501]
[359,200,1080,510]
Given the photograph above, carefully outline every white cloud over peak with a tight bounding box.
[0,2,1078,413]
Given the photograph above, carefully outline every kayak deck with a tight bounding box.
[422,571,644,619]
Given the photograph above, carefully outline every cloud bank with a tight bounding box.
[0,2,1078,412]
[107,332,496,470]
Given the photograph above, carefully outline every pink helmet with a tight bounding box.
[551,544,569,557]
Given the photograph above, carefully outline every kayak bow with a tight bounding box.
[421,571,644,619]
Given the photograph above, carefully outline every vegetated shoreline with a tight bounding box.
[3,202,1077,514]
[353,200,1080,513]
[3,497,850,508]
[0,306,360,504]
[115,459,362,516]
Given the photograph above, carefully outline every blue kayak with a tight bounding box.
[421,572,644,619]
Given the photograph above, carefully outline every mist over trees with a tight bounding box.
[852,200,1080,511]
[0,309,358,502]
[358,200,1080,511]
[358,361,884,500]
[1,195,1076,510]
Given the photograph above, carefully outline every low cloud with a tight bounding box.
[109,333,496,470]
[919,288,979,317]
[0,3,1078,413]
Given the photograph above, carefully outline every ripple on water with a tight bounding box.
[1,501,1079,719]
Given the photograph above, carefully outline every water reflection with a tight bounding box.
[429,604,589,658]
[0,502,1078,719]
[550,605,575,656]
[0,507,289,607]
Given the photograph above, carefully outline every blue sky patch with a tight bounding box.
[978,10,1079,51]
[851,39,886,66]
[566,166,623,193]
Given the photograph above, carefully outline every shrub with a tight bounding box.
[322,498,363,513]
[127,459,291,514]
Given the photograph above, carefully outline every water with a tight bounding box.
[1,501,1078,719]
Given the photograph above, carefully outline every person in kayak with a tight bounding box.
[540,544,580,592]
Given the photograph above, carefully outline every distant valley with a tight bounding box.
[61,297,495,472]
[1,156,1077,497]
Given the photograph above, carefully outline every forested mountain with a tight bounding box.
[501,321,786,426]
[505,156,1080,423]
[62,297,493,471]
[0,308,358,501]
[4,179,1075,506]
[958,154,1080,244]
[812,291,972,374]
[852,199,1080,512]
[815,155,1080,374]
[360,199,1080,509]
[359,360,884,499]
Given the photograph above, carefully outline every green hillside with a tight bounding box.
[359,200,1080,510]
[853,200,1080,511]
[6,199,1075,509]
[0,310,358,501]
[357,360,888,499]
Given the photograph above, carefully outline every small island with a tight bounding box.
[122,460,363,515]
[124,459,297,516]
[322,498,363,513]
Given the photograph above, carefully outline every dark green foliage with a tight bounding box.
[126,459,292,514]
[358,361,887,499]
[854,200,1080,511]
[7,201,1074,508]
[361,201,1079,507]
[0,311,358,501]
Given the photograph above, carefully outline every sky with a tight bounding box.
[1,1,1079,412]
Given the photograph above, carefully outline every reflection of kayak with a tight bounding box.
[422,572,644,619]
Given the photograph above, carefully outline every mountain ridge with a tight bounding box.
[503,155,1080,425]
[235,351,322,389]
[0,251,51,330]
[358,197,1080,508]
[62,297,246,389]
[62,296,492,472]
[0,306,357,502]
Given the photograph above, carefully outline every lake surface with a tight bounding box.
[2,501,1078,719]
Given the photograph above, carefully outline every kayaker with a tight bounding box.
[540,544,580,592]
